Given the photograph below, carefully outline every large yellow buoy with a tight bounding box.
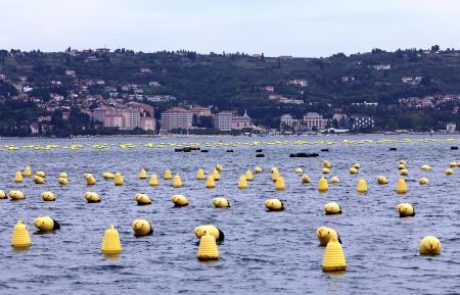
[139,168,148,179]
[101,225,122,255]
[265,198,284,211]
[271,169,280,182]
[11,220,32,248]
[356,178,368,193]
[396,178,408,194]
[419,177,429,185]
[24,166,32,177]
[330,176,340,184]
[275,176,285,191]
[85,192,101,203]
[421,164,432,172]
[132,219,153,237]
[349,167,358,175]
[238,175,248,189]
[14,170,23,183]
[41,191,56,202]
[149,174,159,186]
[324,202,342,215]
[102,172,115,180]
[164,169,172,180]
[301,174,311,184]
[194,224,224,241]
[254,166,263,174]
[212,197,230,208]
[196,168,206,180]
[34,216,60,232]
[197,232,219,261]
[322,236,346,272]
[9,190,25,200]
[172,174,183,188]
[206,175,216,189]
[212,169,220,181]
[171,194,188,207]
[445,168,454,176]
[376,175,388,185]
[114,173,124,186]
[245,170,254,181]
[0,190,7,199]
[419,236,442,256]
[134,193,152,205]
[33,175,45,184]
[316,226,340,247]
[397,203,415,217]
[318,177,329,193]
[85,174,96,185]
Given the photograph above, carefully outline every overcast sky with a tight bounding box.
[1,0,459,57]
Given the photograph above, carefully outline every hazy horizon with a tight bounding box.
[1,0,460,58]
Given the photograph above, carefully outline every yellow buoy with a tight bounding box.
[419,177,429,185]
[254,166,263,174]
[85,174,96,185]
[206,175,216,189]
[212,197,230,208]
[172,174,183,188]
[11,220,31,248]
[398,164,406,170]
[114,173,124,186]
[24,166,32,177]
[132,219,153,237]
[301,174,311,184]
[271,169,280,182]
[449,161,457,168]
[356,178,368,193]
[295,167,303,174]
[101,225,122,255]
[134,193,152,205]
[322,167,330,175]
[400,168,408,176]
[445,168,454,175]
[41,191,56,202]
[171,194,188,207]
[149,174,159,186]
[349,167,358,175]
[215,164,223,172]
[194,224,224,241]
[139,168,148,179]
[85,192,101,203]
[102,172,115,180]
[164,169,172,180]
[59,172,68,179]
[197,232,219,261]
[324,202,342,215]
[396,203,415,217]
[275,176,285,191]
[265,198,284,211]
[238,175,248,189]
[421,164,432,172]
[316,226,340,247]
[58,177,69,185]
[330,176,340,184]
[14,170,23,183]
[322,236,346,272]
[376,175,388,185]
[396,178,407,194]
[9,190,25,200]
[36,171,46,178]
[0,190,7,199]
[33,175,45,184]
[34,216,60,232]
[196,168,206,180]
[353,163,361,170]
[419,236,442,256]
[318,177,329,193]
[212,169,220,181]
[399,160,407,166]
[323,160,332,169]
[245,170,254,181]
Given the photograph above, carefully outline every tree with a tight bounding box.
[431,45,440,52]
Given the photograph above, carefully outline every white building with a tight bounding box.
[303,112,327,131]
[280,114,295,127]
[351,115,375,130]
[446,122,457,133]
[160,107,193,131]
[214,111,233,131]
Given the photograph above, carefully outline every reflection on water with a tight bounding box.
[0,135,460,294]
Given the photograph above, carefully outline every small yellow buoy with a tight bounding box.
[322,167,330,175]
[396,203,415,217]
[212,197,230,208]
[206,175,216,189]
[33,175,45,184]
[14,170,23,183]
[245,170,254,181]
[102,172,115,180]
[376,175,388,185]
[271,169,280,182]
[212,169,220,181]
[139,168,148,179]
[164,169,172,180]
[324,202,342,215]
[59,172,68,179]
[330,176,340,184]
[449,161,457,168]
[41,191,56,202]
[318,177,329,193]
[171,194,188,207]
[114,173,124,186]
[24,166,32,177]
[11,220,32,248]
[34,216,60,232]
[172,174,183,188]
[419,236,442,256]
[254,166,263,174]
[349,167,358,175]
[134,193,152,205]
[356,178,368,193]
[301,174,311,184]
[196,168,206,180]
[149,174,159,186]
[58,177,69,185]
[85,192,101,203]
[275,176,285,191]
[197,232,219,261]
[353,163,361,170]
[323,160,332,169]
[0,190,7,199]
[419,177,429,185]
[316,226,340,247]
[9,190,25,200]
[194,224,224,241]
[399,160,407,166]
[264,198,284,211]
[132,219,153,237]
[215,164,223,172]
[322,236,346,272]
[36,171,46,178]
[295,167,303,174]
[396,178,408,194]
[400,168,408,176]
[85,174,96,185]
[101,225,122,255]
[398,164,406,170]
[421,164,432,172]
[238,175,248,189]
[445,168,454,175]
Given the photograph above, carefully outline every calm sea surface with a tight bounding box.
[0,135,459,295]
